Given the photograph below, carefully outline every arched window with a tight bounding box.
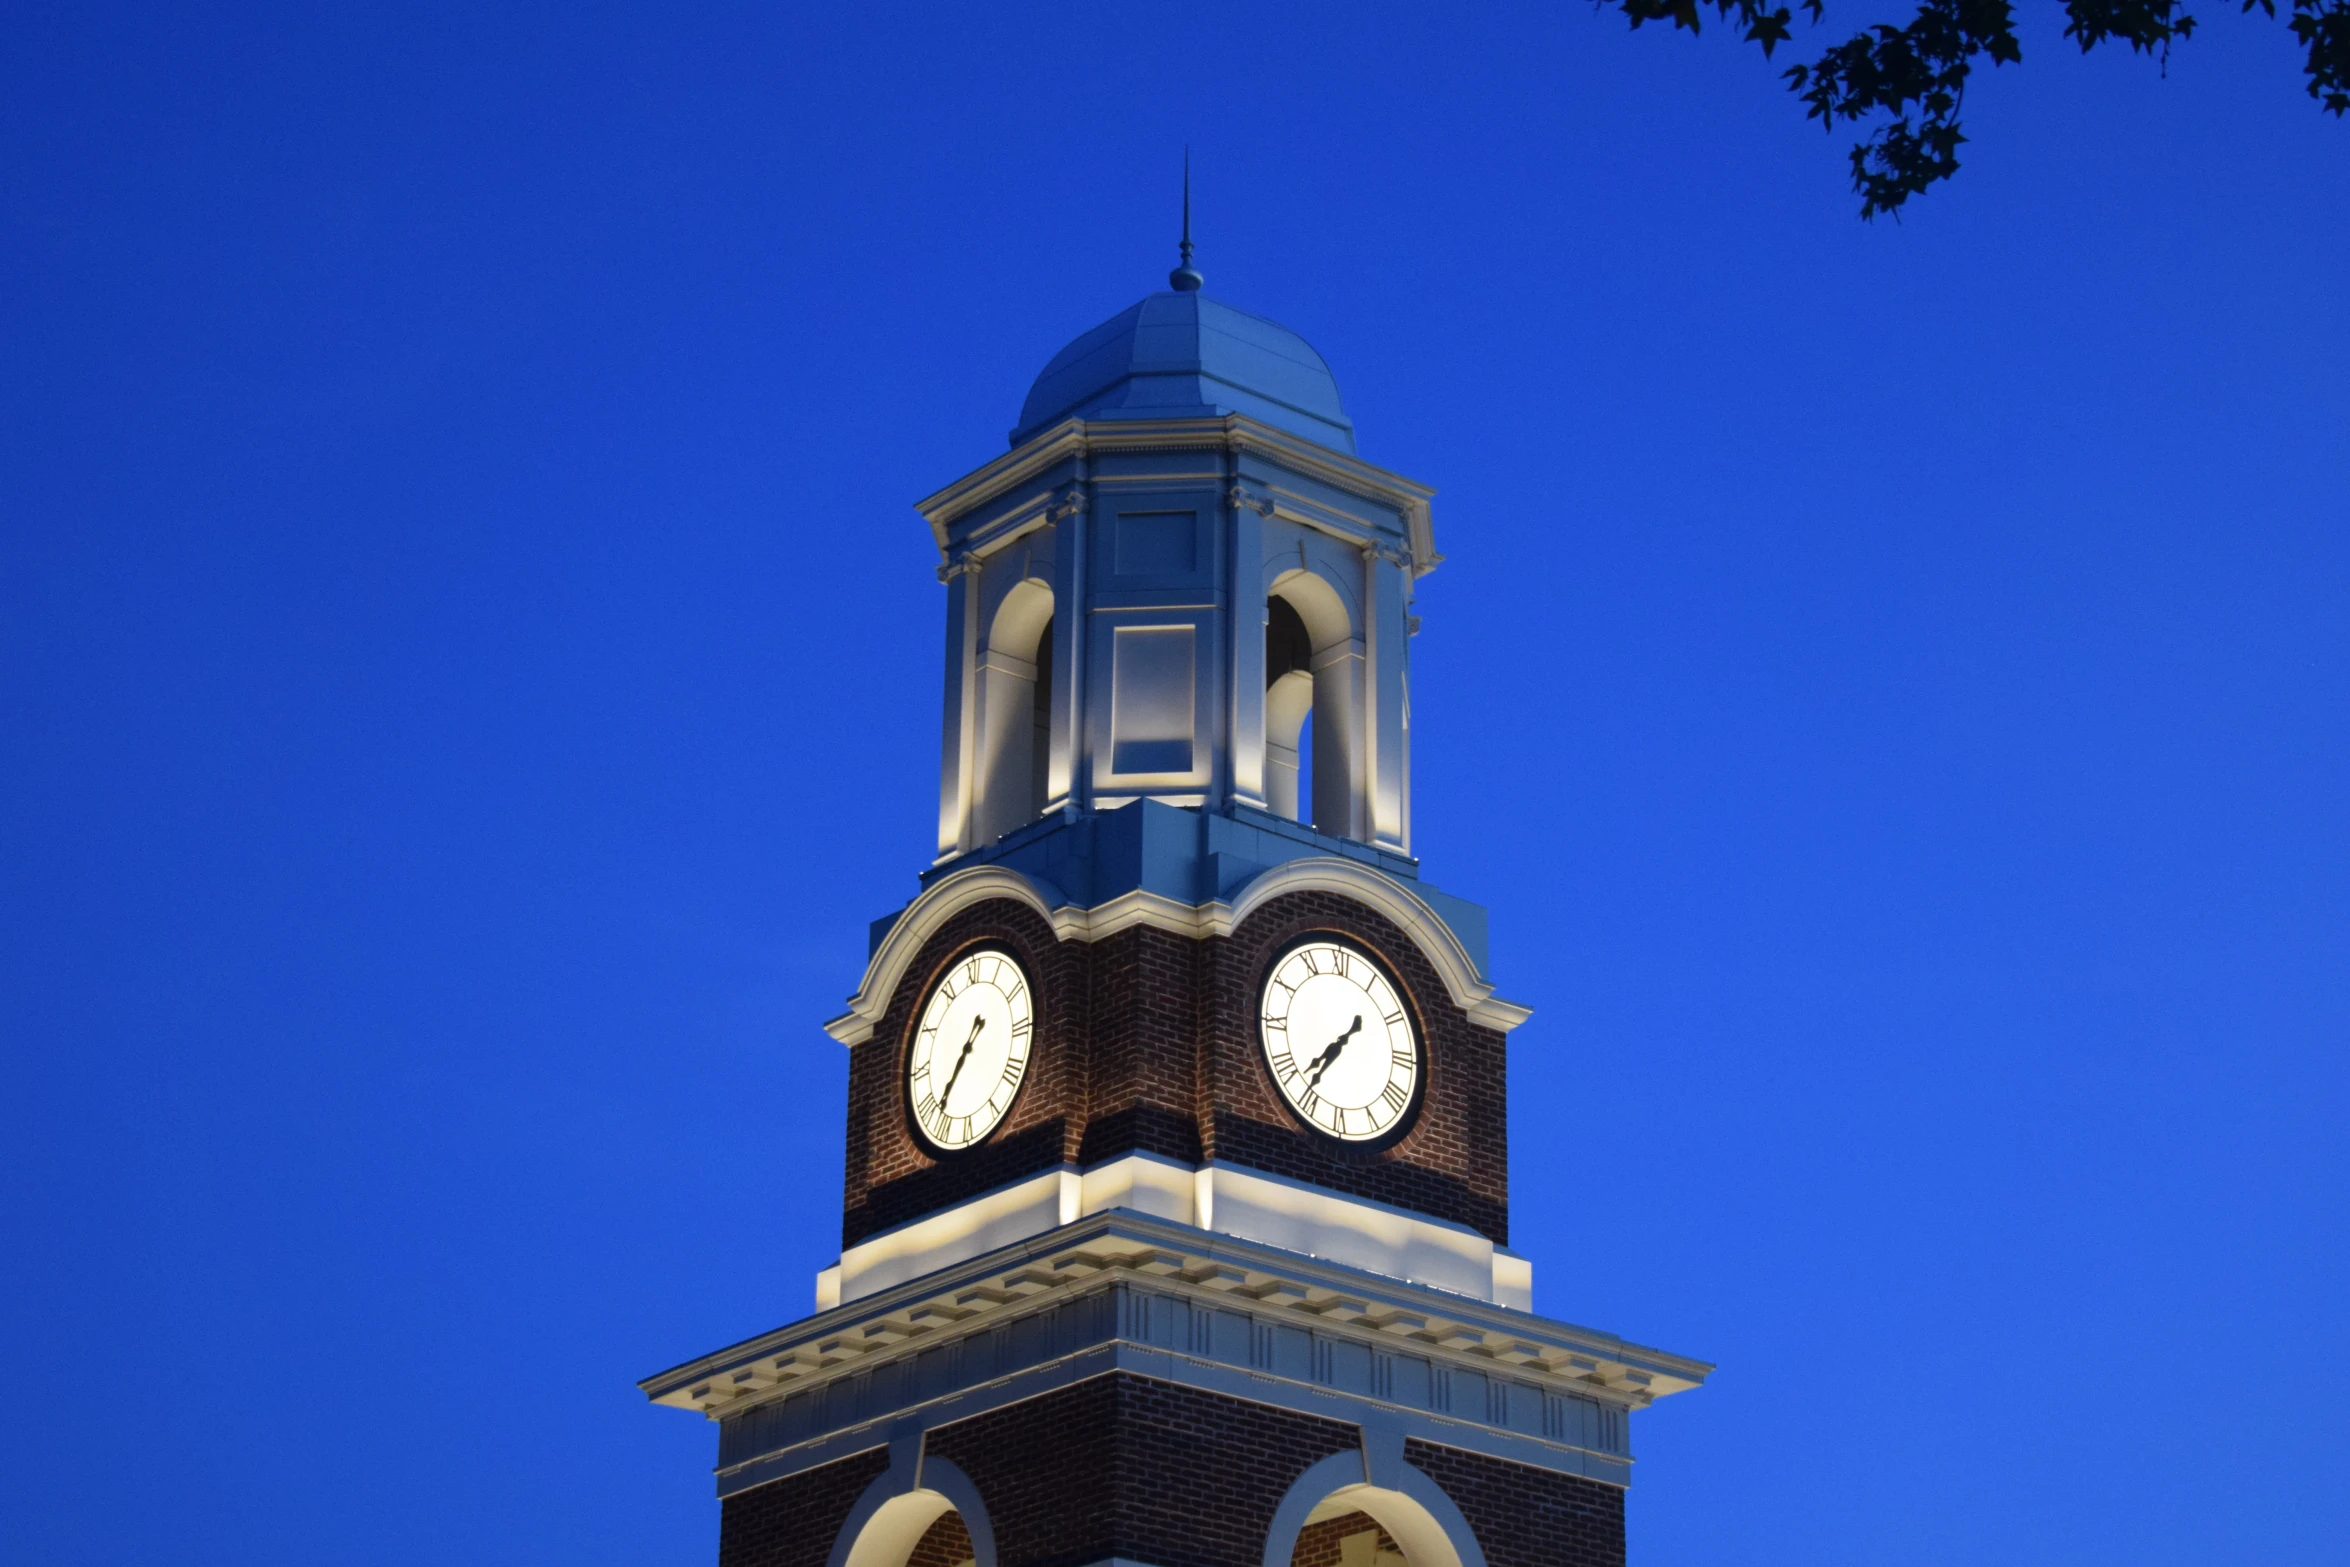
[1029,613,1053,822]
[1265,594,1314,824]
[975,582,1053,844]
[1265,571,1363,838]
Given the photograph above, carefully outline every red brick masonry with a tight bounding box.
[717,1374,1624,1567]
[841,893,1509,1249]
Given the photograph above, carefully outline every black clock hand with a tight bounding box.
[1305,1015,1363,1090]
[939,1015,986,1105]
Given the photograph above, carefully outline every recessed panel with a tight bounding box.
[1109,624,1196,775]
[1115,509,1198,576]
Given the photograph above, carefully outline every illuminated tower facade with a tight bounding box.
[641,246,1708,1567]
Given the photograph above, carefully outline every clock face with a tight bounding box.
[907,946,1034,1153]
[1259,937,1421,1143]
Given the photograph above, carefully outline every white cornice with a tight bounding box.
[637,1208,1710,1419]
[914,416,1439,578]
[822,866,1060,1045]
[1216,859,1531,1031]
[822,856,1530,1047]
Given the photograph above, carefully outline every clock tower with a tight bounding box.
[641,249,1709,1567]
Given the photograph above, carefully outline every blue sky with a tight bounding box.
[3,4,2344,1564]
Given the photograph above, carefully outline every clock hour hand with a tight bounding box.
[1304,1015,1363,1090]
[939,1015,986,1105]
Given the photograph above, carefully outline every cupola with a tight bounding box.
[1010,292,1357,454]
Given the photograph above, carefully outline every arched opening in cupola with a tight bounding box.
[1029,613,1053,820]
[1265,593,1315,824]
[975,581,1054,845]
[1266,571,1361,838]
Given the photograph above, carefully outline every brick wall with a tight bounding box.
[716,1446,889,1567]
[1289,1510,1399,1567]
[715,1376,1628,1567]
[1204,891,1509,1243]
[905,1509,975,1567]
[923,1372,1361,1567]
[843,900,1081,1246]
[1404,1438,1625,1567]
[840,887,1510,1249]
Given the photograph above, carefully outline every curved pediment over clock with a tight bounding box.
[836,864,1516,1256]
[827,855,1530,1047]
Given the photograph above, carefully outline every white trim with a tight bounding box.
[1260,1449,1487,1567]
[644,1206,1711,1421]
[916,415,1437,580]
[915,1459,996,1567]
[824,866,1062,1046]
[825,857,1529,1047]
[1214,860,1530,1032]
[827,1451,996,1567]
[827,1153,1523,1308]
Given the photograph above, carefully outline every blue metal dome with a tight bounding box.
[1010,291,1355,453]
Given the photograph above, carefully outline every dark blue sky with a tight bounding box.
[3,4,2344,1564]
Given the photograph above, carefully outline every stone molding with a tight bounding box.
[823,856,1530,1047]
[827,1450,996,1567]
[1262,1449,1489,1567]
[914,414,1437,580]
[639,1210,1709,1477]
[824,1153,1528,1309]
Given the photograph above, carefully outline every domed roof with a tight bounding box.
[1011,291,1355,453]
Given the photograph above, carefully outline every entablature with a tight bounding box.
[917,415,1436,577]
[637,1211,1711,1496]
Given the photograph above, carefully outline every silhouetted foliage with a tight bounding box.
[1608,0,2349,216]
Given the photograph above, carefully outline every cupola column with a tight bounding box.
[935,552,981,859]
[1224,469,1270,813]
[1044,468,1087,815]
[1367,542,1414,855]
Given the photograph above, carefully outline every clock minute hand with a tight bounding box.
[939,1015,986,1104]
[1305,1015,1363,1090]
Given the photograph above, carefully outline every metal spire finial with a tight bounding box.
[1170,149,1204,292]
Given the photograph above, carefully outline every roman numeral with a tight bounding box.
[1384,1010,1405,1026]
[1011,1018,1031,1036]
[1004,981,1024,1006]
[917,1093,940,1122]
[1001,1059,1022,1085]
[1380,1082,1408,1114]
[966,958,984,986]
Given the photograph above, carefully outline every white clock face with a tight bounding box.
[908,946,1034,1152]
[1259,938,1420,1143]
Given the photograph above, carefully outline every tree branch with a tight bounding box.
[1602,0,2348,218]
